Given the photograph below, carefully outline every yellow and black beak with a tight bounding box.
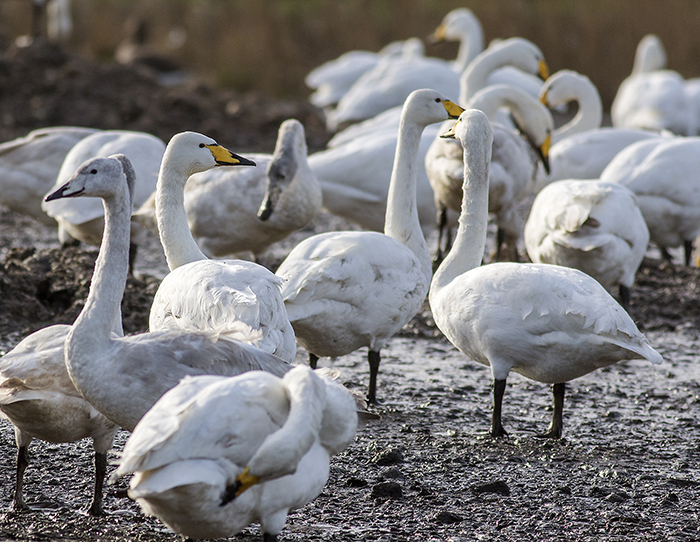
[539,133,551,175]
[439,119,460,139]
[442,99,465,120]
[219,467,261,507]
[538,59,550,81]
[539,89,549,106]
[205,144,257,167]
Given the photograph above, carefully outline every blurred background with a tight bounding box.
[1,0,700,109]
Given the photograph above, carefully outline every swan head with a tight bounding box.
[45,154,135,204]
[539,69,595,109]
[162,131,256,180]
[633,34,667,74]
[258,119,307,221]
[440,108,492,143]
[403,89,464,128]
[431,7,481,43]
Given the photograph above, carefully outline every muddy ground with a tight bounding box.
[1,39,700,542]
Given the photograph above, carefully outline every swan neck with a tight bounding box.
[454,25,484,74]
[460,47,513,104]
[384,112,430,276]
[431,135,491,293]
[70,188,131,353]
[156,163,207,270]
[552,82,603,143]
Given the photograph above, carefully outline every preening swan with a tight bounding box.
[524,179,649,307]
[115,365,357,541]
[429,109,663,438]
[426,84,552,263]
[0,325,119,515]
[600,136,700,266]
[44,154,291,432]
[147,131,296,362]
[277,89,463,403]
[0,126,97,225]
[536,69,665,190]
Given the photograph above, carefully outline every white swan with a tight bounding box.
[41,129,166,269]
[0,126,97,225]
[429,109,663,438]
[115,365,357,541]
[524,179,649,307]
[425,84,552,262]
[324,9,482,130]
[536,69,667,190]
[43,154,292,432]
[147,131,296,362]
[600,136,700,266]
[611,34,694,136]
[305,38,424,109]
[277,90,463,403]
[0,325,119,515]
[311,38,547,238]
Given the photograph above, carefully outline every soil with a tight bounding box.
[1,39,700,542]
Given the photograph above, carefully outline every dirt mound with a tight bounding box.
[0,38,331,153]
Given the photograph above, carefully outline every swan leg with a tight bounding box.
[309,352,319,370]
[11,446,30,511]
[684,239,694,267]
[367,350,381,404]
[490,378,508,437]
[86,451,108,516]
[619,284,631,310]
[660,246,673,264]
[433,206,448,267]
[537,383,565,439]
[128,242,138,276]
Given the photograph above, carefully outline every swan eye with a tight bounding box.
[199,143,205,148]
[90,169,97,174]
[434,98,441,103]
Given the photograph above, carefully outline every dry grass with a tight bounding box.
[2,0,700,107]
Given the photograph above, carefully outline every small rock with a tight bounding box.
[432,510,463,524]
[371,481,403,499]
[473,480,510,496]
[346,477,368,488]
[371,448,404,466]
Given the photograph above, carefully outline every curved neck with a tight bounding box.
[384,110,431,278]
[460,44,528,104]
[156,163,207,270]
[69,185,131,353]
[431,131,492,293]
[552,80,603,143]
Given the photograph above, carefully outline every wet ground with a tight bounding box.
[1,39,700,542]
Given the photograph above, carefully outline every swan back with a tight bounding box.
[42,130,164,227]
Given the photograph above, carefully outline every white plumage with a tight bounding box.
[524,179,649,306]
[147,131,296,362]
[0,126,97,225]
[115,365,357,541]
[600,136,700,265]
[429,109,663,438]
[278,90,463,403]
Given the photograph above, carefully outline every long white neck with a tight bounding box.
[459,44,523,104]
[155,159,208,270]
[430,123,492,294]
[67,184,131,372]
[384,109,431,278]
[551,80,603,143]
[453,22,484,74]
